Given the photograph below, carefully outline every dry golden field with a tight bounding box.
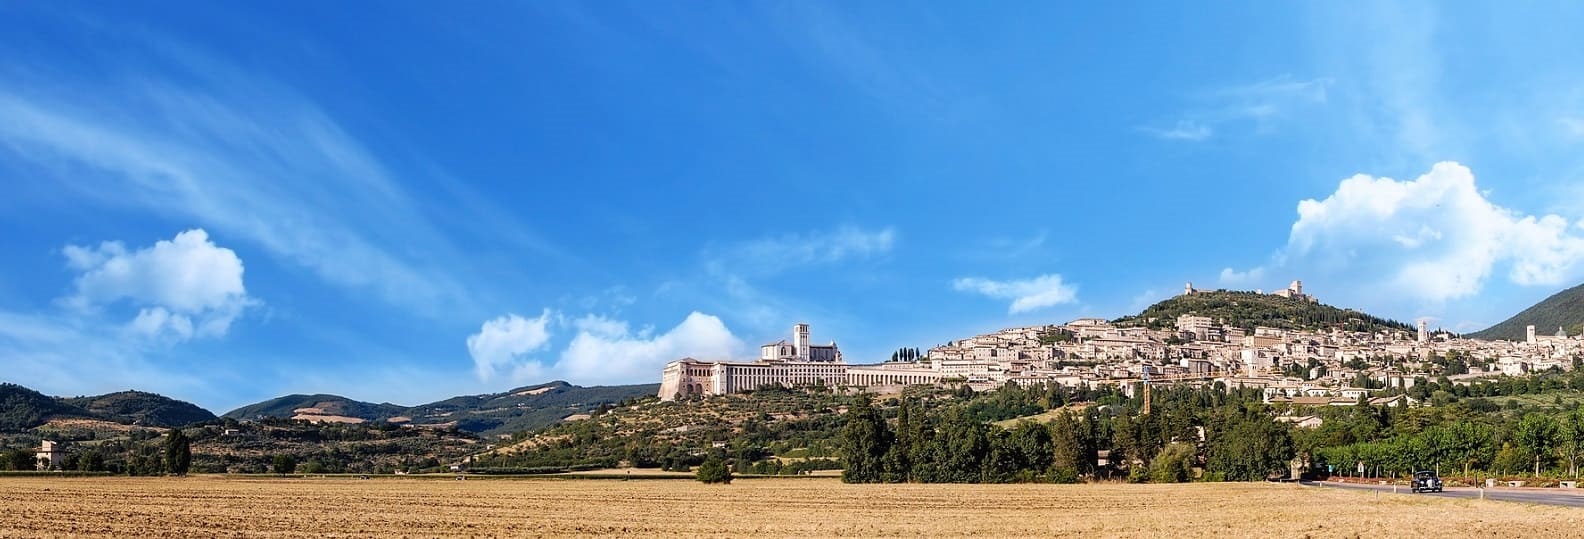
[0,476,1578,538]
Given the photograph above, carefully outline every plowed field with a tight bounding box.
[0,476,1575,537]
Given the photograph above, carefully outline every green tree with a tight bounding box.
[1515,413,1561,477]
[839,397,891,483]
[272,454,298,475]
[696,452,732,484]
[1206,407,1293,481]
[5,449,34,471]
[1148,443,1196,483]
[1560,408,1584,478]
[164,429,192,476]
[1050,411,1086,481]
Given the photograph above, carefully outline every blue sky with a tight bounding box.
[4,2,1584,412]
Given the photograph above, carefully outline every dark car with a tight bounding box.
[1411,470,1443,493]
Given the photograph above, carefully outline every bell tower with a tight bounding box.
[794,323,810,362]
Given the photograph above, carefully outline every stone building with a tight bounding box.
[36,440,63,470]
[659,323,941,400]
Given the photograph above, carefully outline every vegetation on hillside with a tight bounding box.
[405,381,659,436]
[0,384,94,431]
[221,394,408,423]
[1112,290,1414,333]
[1469,282,1584,341]
[220,381,658,436]
[1,415,480,475]
[60,391,215,427]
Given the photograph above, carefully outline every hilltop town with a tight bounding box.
[659,280,1584,408]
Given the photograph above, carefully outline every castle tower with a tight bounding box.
[1417,320,1428,343]
[1184,282,1194,296]
[1289,280,1303,296]
[1527,325,1537,345]
[794,323,810,361]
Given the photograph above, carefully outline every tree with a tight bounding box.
[1515,413,1561,477]
[164,429,192,476]
[5,449,33,471]
[1560,408,1584,478]
[1050,411,1086,481]
[1149,443,1196,483]
[839,397,891,483]
[696,452,732,484]
[272,454,298,475]
[1206,406,1293,481]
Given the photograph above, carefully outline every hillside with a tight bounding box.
[1469,282,1584,341]
[403,381,659,436]
[60,391,215,428]
[220,382,659,436]
[221,394,407,424]
[1112,290,1413,333]
[0,384,93,431]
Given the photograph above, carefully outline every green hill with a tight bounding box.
[1469,282,1584,341]
[221,382,659,436]
[404,380,659,436]
[1113,290,1413,333]
[59,391,216,428]
[221,394,407,423]
[0,384,94,431]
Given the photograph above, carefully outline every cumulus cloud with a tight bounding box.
[63,229,252,341]
[1223,162,1584,302]
[465,310,744,386]
[952,274,1079,314]
[466,310,554,381]
[557,312,742,385]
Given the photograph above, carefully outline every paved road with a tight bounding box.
[1302,480,1584,508]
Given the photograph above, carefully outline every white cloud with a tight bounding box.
[1141,120,1213,141]
[557,312,743,385]
[465,310,743,386]
[63,229,252,341]
[465,310,554,381]
[952,274,1079,314]
[727,225,896,275]
[1224,162,1584,302]
[1218,267,1265,286]
[0,38,568,318]
[1145,76,1331,141]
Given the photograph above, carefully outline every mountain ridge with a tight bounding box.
[1469,282,1584,341]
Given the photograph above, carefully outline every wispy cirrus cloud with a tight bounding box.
[717,225,896,277]
[1142,75,1331,142]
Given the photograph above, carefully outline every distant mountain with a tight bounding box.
[404,381,659,436]
[1113,290,1414,333]
[221,394,407,424]
[1469,283,1584,341]
[59,390,216,428]
[221,381,659,436]
[0,383,94,431]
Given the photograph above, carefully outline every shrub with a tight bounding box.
[696,454,732,484]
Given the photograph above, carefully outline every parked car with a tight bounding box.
[1411,470,1443,493]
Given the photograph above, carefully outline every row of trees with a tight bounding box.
[1,430,189,475]
[840,385,1297,484]
[1313,409,1584,478]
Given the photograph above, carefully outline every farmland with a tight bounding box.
[0,477,1578,537]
